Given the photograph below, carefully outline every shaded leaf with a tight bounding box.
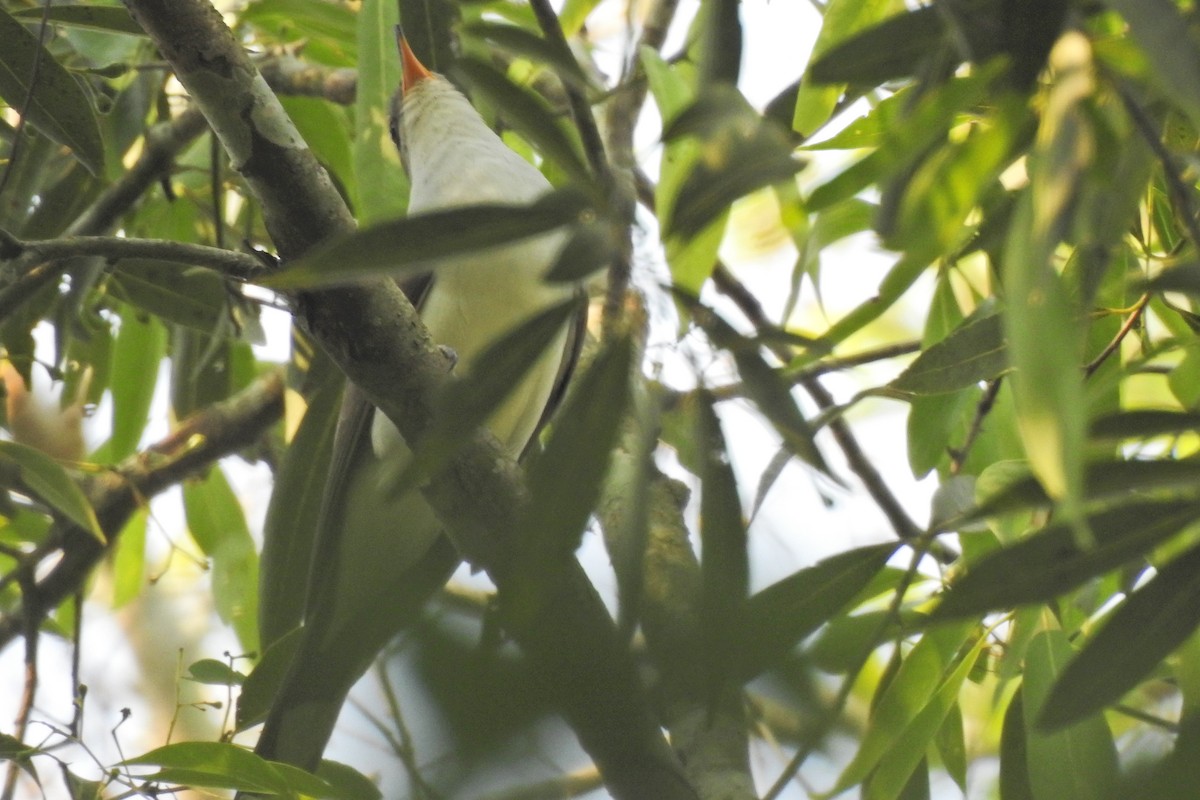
[0,8,105,174]
[1022,628,1119,800]
[1106,0,1200,130]
[94,305,166,463]
[316,760,383,800]
[237,626,304,731]
[110,507,147,607]
[0,441,103,541]
[187,658,247,687]
[241,0,357,66]
[891,313,1007,395]
[934,499,1200,620]
[260,188,590,288]
[735,543,897,678]
[544,220,617,282]
[108,260,229,333]
[460,20,595,91]
[453,57,591,185]
[1090,409,1200,440]
[1039,542,1200,730]
[12,5,145,36]
[808,3,951,86]
[124,741,336,797]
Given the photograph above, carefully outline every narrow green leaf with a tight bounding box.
[0,731,43,786]
[0,441,102,541]
[866,634,986,800]
[124,741,337,797]
[236,626,304,731]
[828,621,975,795]
[891,313,1007,395]
[316,760,383,800]
[389,297,583,493]
[12,5,145,36]
[935,702,968,792]
[0,9,105,175]
[522,334,634,558]
[183,467,260,654]
[934,500,1200,620]
[110,507,147,607]
[453,57,591,185]
[697,391,749,691]
[354,0,405,224]
[258,377,341,648]
[241,0,357,66]
[544,221,617,282]
[1090,409,1200,440]
[1039,542,1200,730]
[558,0,601,37]
[1145,262,1200,296]
[735,543,897,678]
[260,188,590,288]
[460,20,595,91]
[95,305,166,463]
[1000,689,1035,800]
[808,3,948,86]
[792,0,903,136]
[1022,628,1119,800]
[108,260,229,333]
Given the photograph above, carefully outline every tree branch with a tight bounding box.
[0,232,265,281]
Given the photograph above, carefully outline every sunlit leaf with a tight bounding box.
[354,0,405,224]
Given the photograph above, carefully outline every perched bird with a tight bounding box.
[252,30,583,772]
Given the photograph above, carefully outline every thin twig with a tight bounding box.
[1084,293,1150,378]
[0,232,266,281]
[949,378,1003,476]
[372,661,441,800]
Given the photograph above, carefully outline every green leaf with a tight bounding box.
[558,0,601,36]
[1105,0,1200,130]
[354,0,405,225]
[696,391,749,692]
[0,8,105,175]
[0,441,102,541]
[808,3,949,86]
[241,0,357,66]
[1038,542,1200,730]
[452,57,591,185]
[108,260,229,332]
[390,297,584,493]
[124,741,338,797]
[94,305,166,463]
[460,20,595,91]
[237,626,304,731]
[891,313,1007,395]
[187,658,247,686]
[12,5,145,36]
[522,334,634,559]
[865,634,986,800]
[258,377,341,648]
[183,467,260,654]
[735,543,897,678]
[0,731,42,786]
[260,188,590,288]
[792,0,903,136]
[1000,689,1035,800]
[1145,262,1200,296]
[1022,628,1119,800]
[544,220,617,282]
[828,621,975,795]
[63,769,102,800]
[110,507,147,607]
[1089,409,1200,440]
[316,760,383,800]
[935,702,968,792]
[933,499,1200,620]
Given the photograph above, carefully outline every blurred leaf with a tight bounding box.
[808,2,950,87]
[891,313,1007,395]
[187,658,247,686]
[558,0,601,36]
[63,769,102,800]
[933,499,1200,620]
[110,507,147,607]
[108,260,229,333]
[522,334,633,553]
[237,626,303,731]
[241,0,357,66]
[391,297,583,493]
[1022,628,1119,800]
[398,0,457,75]
[696,391,749,694]
[453,56,591,185]
[1106,0,1200,130]
[1090,409,1200,440]
[735,543,897,678]
[354,0,405,224]
[0,8,105,175]
[0,441,102,541]
[793,0,903,136]
[0,731,43,786]
[258,378,341,648]
[283,97,355,207]
[544,220,617,282]
[94,305,166,463]
[460,20,594,90]
[935,702,968,792]
[183,466,260,654]
[1039,542,1200,730]
[683,296,834,477]
[12,5,145,36]
[315,760,383,800]
[1000,689,1035,800]
[1144,262,1200,296]
[830,621,975,795]
[260,188,590,288]
[697,0,742,85]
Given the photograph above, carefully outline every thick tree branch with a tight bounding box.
[0,371,286,651]
[259,56,357,105]
[120,1,693,795]
[0,232,265,281]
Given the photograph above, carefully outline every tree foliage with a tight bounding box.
[3,0,1200,798]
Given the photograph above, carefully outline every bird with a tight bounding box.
[251,29,584,773]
